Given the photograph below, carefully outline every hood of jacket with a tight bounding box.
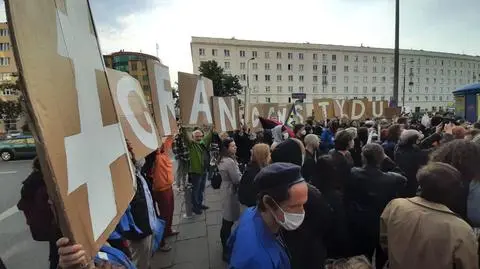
[271,125,284,143]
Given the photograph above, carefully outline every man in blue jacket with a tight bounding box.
[227,163,308,269]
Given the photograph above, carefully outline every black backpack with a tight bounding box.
[211,167,222,189]
[238,164,260,207]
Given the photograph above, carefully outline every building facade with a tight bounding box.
[104,51,161,111]
[0,22,19,102]
[191,37,480,113]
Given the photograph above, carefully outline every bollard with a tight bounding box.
[183,179,194,219]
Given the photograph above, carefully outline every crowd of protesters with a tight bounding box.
[14,112,480,269]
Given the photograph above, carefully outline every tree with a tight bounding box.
[0,82,22,130]
[199,60,243,97]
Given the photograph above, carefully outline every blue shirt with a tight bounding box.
[228,207,291,269]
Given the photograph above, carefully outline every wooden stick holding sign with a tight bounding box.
[6,0,136,258]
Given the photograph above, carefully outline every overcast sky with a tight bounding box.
[3,0,480,82]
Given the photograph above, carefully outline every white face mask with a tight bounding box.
[300,130,307,136]
[270,200,305,231]
[283,132,289,140]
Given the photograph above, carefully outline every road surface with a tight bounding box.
[0,159,49,269]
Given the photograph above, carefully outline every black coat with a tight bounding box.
[237,163,261,207]
[301,150,317,182]
[329,150,354,192]
[233,132,253,165]
[282,184,330,269]
[124,174,154,240]
[394,144,429,197]
[345,166,406,256]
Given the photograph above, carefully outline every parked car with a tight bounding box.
[0,135,36,161]
[6,130,22,138]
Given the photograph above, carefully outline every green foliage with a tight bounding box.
[199,60,243,97]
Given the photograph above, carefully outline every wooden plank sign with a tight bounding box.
[6,0,135,257]
[248,103,266,131]
[107,68,162,159]
[212,96,241,132]
[147,61,179,136]
[178,72,214,126]
[313,98,390,121]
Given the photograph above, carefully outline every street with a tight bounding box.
[0,159,49,269]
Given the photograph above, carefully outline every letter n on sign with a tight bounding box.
[212,97,240,132]
[6,0,135,257]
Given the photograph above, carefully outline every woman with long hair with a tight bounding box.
[217,137,242,261]
[238,143,271,207]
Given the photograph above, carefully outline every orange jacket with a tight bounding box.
[151,137,174,192]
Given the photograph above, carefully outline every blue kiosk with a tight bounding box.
[453,83,480,123]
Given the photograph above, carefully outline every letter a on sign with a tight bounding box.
[6,0,135,256]
[178,72,214,126]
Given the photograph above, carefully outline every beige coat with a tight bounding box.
[380,197,479,269]
[217,157,241,222]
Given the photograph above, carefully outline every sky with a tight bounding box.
[2,0,480,82]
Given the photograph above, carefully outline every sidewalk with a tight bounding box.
[151,185,226,269]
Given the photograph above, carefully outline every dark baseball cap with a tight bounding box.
[254,162,305,191]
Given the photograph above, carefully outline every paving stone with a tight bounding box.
[205,193,223,202]
[152,243,175,269]
[205,200,223,212]
[177,221,207,241]
[170,261,210,269]
[178,211,206,224]
[173,238,209,264]
[206,211,222,226]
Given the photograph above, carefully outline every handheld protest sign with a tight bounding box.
[313,99,334,121]
[333,99,351,119]
[248,103,265,132]
[148,61,178,136]
[6,0,135,257]
[350,99,368,120]
[365,100,388,118]
[212,96,241,132]
[178,72,214,126]
[107,68,162,159]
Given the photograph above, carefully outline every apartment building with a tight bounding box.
[0,22,18,102]
[191,37,480,112]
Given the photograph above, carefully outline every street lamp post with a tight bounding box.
[245,57,255,123]
[402,60,414,110]
[393,0,400,107]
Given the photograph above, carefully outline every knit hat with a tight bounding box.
[271,139,303,166]
[254,162,304,191]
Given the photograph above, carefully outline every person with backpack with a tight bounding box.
[17,157,62,269]
[217,137,242,262]
[238,143,271,207]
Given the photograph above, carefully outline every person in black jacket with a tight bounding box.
[329,130,355,193]
[271,138,331,269]
[345,143,406,269]
[233,126,254,166]
[302,134,320,182]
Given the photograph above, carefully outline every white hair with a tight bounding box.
[304,134,320,147]
[192,129,203,137]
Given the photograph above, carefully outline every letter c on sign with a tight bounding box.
[117,76,159,150]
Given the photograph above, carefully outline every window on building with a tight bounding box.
[344,55,349,62]
[299,86,304,92]
[265,75,271,81]
[373,66,377,73]
[372,96,376,101]
[363,86,367,93]
[252,63,258,70]
[224,49,230,57]
[354,55,359,62]
[277,75,282,81]
[0,29,8,36]
[344,66,349,72]
[322,65,328,73]
[426,68,429,74]
[363,66,368,73]
[382,56,386,64]
[265,97,271,103]
[344,86,349,93]
[240,62,246,70]
[277,52,282,59]
[426,59,430,65]
[0,43,10,51]
[299,75,304,82]
[131,62,137,71]
[224,62,230,70]
[299,64,304,71]
[288,75,294,82]
[425,87,429,92]
[240,50,246,57]
[288,86,294,92]
[288,64,293,71]
[332,55,337,61]
[253,74,258,81]
[0,57,10,66]
[372,77,377,83]
[425,96,429,101]
[265,86,271,93]
[363,56,368,63]
[313,64,318,71]
[373,56,377,63]
[241,74,246,81]
[354,76,359,83]
[332,76,337,83]
[363,76,368,83]
[322,54,327,61]
[382,66,387,73]
[199,48,205,56]
[332,86,337,93]
[313,53,318,60]
[277,63,282,70]
[313,86,318,92]
[382,76,386,83]
[252,51,258,58]
[265,63,270,70]
[354,86,358,93]
[354,65,359,72]
[313,76,318,82]
[426,77,429,84]
[439,96,443,101]
[332,65,336,72]
[344,76,349,83]
[277,86,282,93]
[211,49,217,56]
[299,53,304,60]
[265,52,270,58]
[288,53,293,59]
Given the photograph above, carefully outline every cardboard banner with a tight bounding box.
[6,0,135,257]
[212,96,241,132]
[313,98,391,121]
[248,103,266,131]
[107,68,162,159]
[147,61,178,136]
[178,72,214,126]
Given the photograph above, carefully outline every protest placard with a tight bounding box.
[313,98,391,121]
[212,96,241,132]
[107,68,162,158]
[6,0,135,257]
[178,72,214,126]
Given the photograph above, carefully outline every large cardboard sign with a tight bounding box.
[178,72,214,126]
[107,68,162,159]
[212,96,241,132]
[313,98,390,121]
[147,61,178,136]
[247,103,307,130]
[6,0,135,257]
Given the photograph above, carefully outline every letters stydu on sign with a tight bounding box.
[313,98,390,121]
[6,0,136,256]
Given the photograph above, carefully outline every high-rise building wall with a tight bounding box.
[191,37,480,112]
[0,22,19,102]
[103,51,161,111]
